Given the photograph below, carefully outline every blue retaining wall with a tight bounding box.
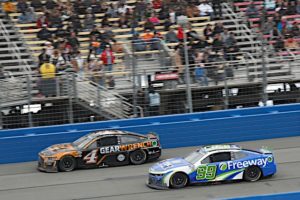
[227,191,300,200]
[0,103,300,164]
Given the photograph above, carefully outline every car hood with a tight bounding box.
[150,157,191,172]
[40,143,76,156]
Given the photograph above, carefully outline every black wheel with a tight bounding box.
[170,172,188,189]
[244,166,262,182]
[58,156,76,172]
[130,149,147,165]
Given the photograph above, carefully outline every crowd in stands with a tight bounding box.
[242,0,300,53]
[1,0,248,94]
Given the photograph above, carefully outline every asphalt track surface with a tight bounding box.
[1,136,300,200]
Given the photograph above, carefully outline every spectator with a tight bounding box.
[69,14,82,32]
[68,32,80,53]
[31,0,43,11]
[213,22,224,36]
[194,62,208,86]
[17,0,28,13]
[197,1,214,17]
[165,27,179,43]
[38,48,50,65]
[50,50,66,71]
[290,22,300,38]
[100,45,115,72]
[2,1,17,14]
[297,1,300,14]
[48,10,63,28]
[212,0,222,18]
[118,14,129,28]
[264,0,276,11]
[177,26,184,41]
[132,34,147,52]
[203,23,213,40]
[83,14,95,31]
[45,0,56,10]
[286,1,297,15]
[37,14,49,28]
[246,2,259,18]
[148,88,160,116]
[274,36,285,52]
[144,19,155,31]
[92,61,105,87]
[18,11,30,24]
[186,4,200,18]
[212,33,224,53]
[169,8,176,24]
[37,26,53,40]
[44,41,54,56]
[39,62,57,97]
[152,0,162,10]
[142,29,154,41]
[263,17,275,35]
[106,3,119,18]
[187,26,200,41]
[285,38,299,49]
[148,13,160,25]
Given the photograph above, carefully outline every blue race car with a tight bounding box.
[147,144,276,189]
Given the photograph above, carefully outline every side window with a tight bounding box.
[98,136,118,146]
[120,135,144,144]
[210,152,231,163]
[86,141,97,150]
[201,156,211,164]
[233,151,248,160]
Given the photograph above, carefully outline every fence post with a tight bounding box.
[0,98,2,129]
[97,85,102,115]
[224,64,229,110]
[68,73,74,124]
[131,48,138,117]
[26,75,33,127]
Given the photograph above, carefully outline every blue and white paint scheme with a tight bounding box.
[147,145,277,189]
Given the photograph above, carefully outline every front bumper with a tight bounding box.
[146,173,169,190]
[37,156,58,172]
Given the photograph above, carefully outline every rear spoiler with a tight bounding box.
[146,132,159,140]
[259,148,273,154]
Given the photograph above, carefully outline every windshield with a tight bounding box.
[184,150,206,164]
[72,135,94,149]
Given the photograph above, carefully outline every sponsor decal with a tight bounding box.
[99,141,154,154]
[196,165,217,180]
[155,73,179,81]
[117,154,126,162]
[219,162,228,171]
[219,157,273,171]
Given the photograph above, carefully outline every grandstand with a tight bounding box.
[0,0,300,129]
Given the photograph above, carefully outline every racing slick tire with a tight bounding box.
[170,172,188,189]
[243,166,262,182]
[58,156,76,172]
[129,149,147,165]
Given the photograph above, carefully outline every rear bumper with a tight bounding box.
[147,148,162,161]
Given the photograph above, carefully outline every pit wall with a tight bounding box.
[0,103,300,164]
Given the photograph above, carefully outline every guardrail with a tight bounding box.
[0,103,299,164]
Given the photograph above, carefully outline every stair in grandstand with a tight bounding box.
[222,2,295,81]
[59,76,134,119]
[0,10,37,76]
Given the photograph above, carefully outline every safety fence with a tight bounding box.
[1,55,300,129]
[0,103,299,164]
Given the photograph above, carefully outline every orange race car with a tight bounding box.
[38,130,161,172]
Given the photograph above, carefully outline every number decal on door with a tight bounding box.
[83,149,98,164]
[196,165,217,180]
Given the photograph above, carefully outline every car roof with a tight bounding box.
[200,144,241,153]
[87,130,146,140]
